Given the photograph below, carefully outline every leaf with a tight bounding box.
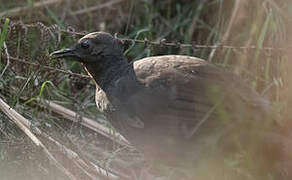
[0,18,9,64]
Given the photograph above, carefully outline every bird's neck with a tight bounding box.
[82,55,129,91]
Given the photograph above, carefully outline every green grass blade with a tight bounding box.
[39,80,54,97]
[254,11,272,63]
[0,18,9,64]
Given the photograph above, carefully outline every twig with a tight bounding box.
[55,28,289,52]
[0,96,125,180]
[9,56,90,79]
[0,42,10,77]
[73,0,124,15]
[38,97,131,147]
[42,133,122,180]
[4,20,289,52]
[0,97,77,180]
[0,0,64,17]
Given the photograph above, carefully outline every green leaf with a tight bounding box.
[0,18,9,64]
[39,81,54,97]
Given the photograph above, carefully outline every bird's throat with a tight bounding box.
[82,55,128,91]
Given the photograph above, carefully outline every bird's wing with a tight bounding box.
[124,55,271,139]
[109,55,275,165]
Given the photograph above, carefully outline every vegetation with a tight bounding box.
[0,0,291,179]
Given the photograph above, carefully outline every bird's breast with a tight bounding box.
[95,88,114,113]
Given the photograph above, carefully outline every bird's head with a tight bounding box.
[50,32,123,63]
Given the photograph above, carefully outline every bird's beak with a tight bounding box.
[50,48,80,60]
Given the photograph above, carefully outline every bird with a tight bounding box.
[51,32,280,179]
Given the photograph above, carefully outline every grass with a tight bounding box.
[0,0,291,179]
[0,18,9,64]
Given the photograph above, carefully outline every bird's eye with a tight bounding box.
[81,40,90,49]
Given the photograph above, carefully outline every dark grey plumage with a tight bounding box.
[51,32,279,179]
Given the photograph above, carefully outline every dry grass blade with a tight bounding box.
[0,97,77,180]
[42,133,122,180]
[73,0,124,15]
[208,0,241,61]
[0,42,10,77]
[0,0,64,17]
[0,96,124,180]
[221,0,242,43]
[38,98,131,147]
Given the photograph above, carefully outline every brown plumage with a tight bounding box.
[51,32,280,179]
